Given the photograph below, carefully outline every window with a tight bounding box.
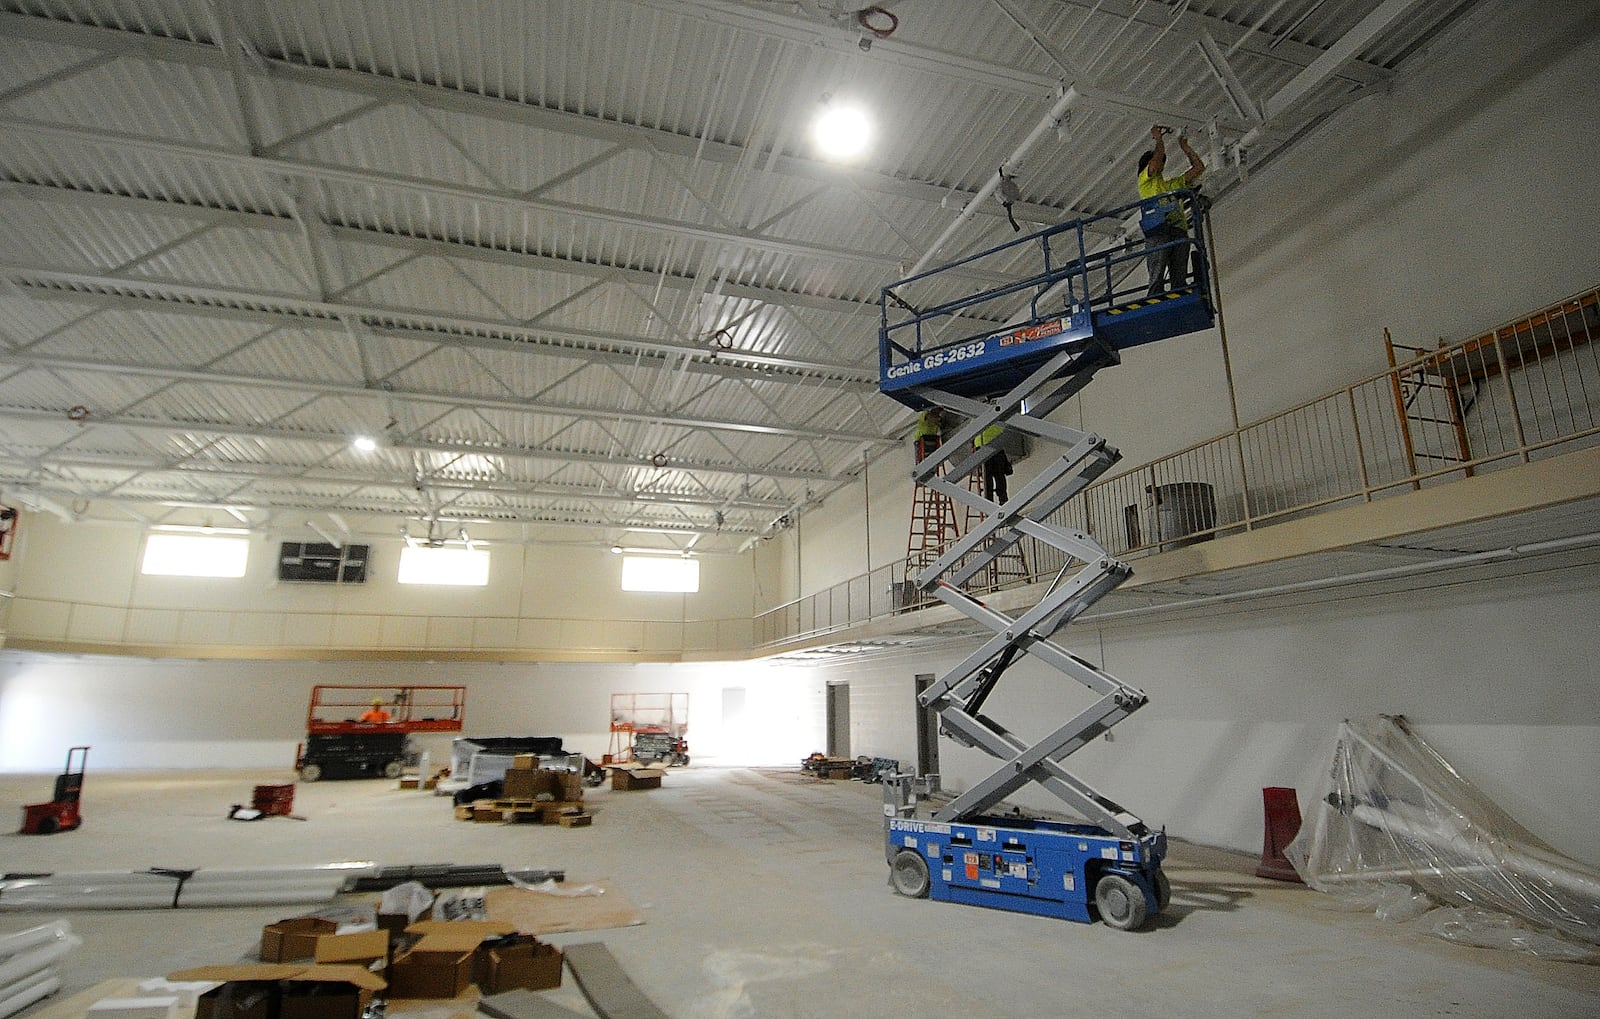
[398,545,490,586]
[141,534,249,578]
[621,555,699,593]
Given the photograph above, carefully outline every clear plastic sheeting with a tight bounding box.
[1287,715,1600,961]
[0,920,80,1018]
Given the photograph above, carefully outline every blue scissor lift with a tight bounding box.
[879,193,1214,930]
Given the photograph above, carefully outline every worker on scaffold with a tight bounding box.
[1137,124,1205,297]
[360,698,392,724]
[912,407,943,462]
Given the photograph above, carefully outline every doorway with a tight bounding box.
[914,673,940,777]
[825,682,851,758]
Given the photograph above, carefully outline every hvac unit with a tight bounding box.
[278,542,369,583]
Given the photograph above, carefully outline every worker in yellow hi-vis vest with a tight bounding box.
[974,422,1012,503]
[1137,124,1205,297]
[913,408,943,462]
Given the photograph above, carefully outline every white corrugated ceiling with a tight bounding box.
[0,0,1487,553]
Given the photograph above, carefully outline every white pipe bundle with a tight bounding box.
[0,863,379,911]
[1289,717,1600,950]
[0,921,79,1019]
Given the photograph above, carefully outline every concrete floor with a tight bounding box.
[2,767,1597,1018]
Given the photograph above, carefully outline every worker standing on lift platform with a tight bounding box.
[1137,124,1205,297]
[360,698,392,724]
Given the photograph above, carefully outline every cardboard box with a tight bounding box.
[376,912,414,937]
[171,965,385,1019]
[557,772,584,801]
[483,940,563,993]
[510,753,540,770]
[88,997,180,1019]
[313,930,389,969]
[404,919,517,939]
[501,768,559,800]
[610,766,664,790]
[261,917,338,962]
[137,980,216,1008]
[556,811,592,828]
[386,932,481,999]
[192,980,274,1019]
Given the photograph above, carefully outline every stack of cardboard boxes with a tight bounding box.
[455,756,591,826]
[159,911,564,1018]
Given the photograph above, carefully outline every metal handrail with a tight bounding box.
[758,284,1600,649]
[880,190,1209,369]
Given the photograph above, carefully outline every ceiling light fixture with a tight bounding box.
[811,94,871,162]
[352,435,378,452]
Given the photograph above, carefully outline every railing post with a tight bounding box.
[1346,385,1373,502]
[1492,325,1531,463]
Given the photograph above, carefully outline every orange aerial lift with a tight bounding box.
[294,685,465,781]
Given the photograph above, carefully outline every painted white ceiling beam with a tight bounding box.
[0,261,880,386]
[0,116,920,276]
[0,350,892,444]
[1261,0,1430,128]
[0,404,850,484]
[0,11,1076,227]
[0,451,793,514]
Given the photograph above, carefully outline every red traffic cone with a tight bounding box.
[1255,786,1304,882]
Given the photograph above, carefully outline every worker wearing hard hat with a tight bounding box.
[359,699,393,724]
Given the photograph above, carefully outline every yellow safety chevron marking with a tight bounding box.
[1106,288,1193,315]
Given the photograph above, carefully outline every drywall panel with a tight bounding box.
[327,613,379,648]
[124,607,180,645]
[65,603,125,643]
[473,616,519,649]
[13,522,137,607]
[7,597,68,639]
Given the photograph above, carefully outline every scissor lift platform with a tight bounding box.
[879,191,1212,410]
[879,192,1213,929]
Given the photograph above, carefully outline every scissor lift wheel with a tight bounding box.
[1093,874,1148,931]
[891,850,931,899]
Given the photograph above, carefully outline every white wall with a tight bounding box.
[3,517,757,656]
[0,655,825,773]
[1072,0,1600,468]
[810,559,1600,868]
[797,448,919,588]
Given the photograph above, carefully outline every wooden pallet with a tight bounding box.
[459,798,590,825]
